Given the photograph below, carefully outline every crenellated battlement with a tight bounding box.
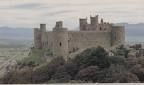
[79,15,112,32]
[53,21,68,31]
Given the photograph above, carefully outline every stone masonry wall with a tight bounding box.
[68,31,112,53]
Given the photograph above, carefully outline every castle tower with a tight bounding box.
[79,18,88,31]
[33,24,47,49]
[40,24,47,49]
[40,24,46,32]
[90,15,99,30]
[111,25,125,46]
[34,28,42,49]
[52,21,69,60]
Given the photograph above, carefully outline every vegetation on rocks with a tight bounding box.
[1,45,144,83]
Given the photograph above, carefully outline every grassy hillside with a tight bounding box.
[0,39,32,48]
[20,49,53,65]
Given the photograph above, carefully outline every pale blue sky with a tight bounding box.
[0,0,144,30]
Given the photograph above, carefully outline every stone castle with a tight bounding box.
[34,15,125,59]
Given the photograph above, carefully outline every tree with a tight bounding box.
[130,64,144,82]
[118,72,140,83]
[137,57,144,67]
[73,46,110,69]
[32,56,65,83]
[115,45,130,58]
[64,62,79,78]
[51,65,71,83]
[75,66,99,82]
[125,57,138,68]
[109,56,126,65]
[98,64,139,83]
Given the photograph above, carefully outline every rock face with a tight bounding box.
[33,15,125,60]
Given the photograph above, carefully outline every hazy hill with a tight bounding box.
[0,27,33,48]
[116,23,144,42]
[116,23,144,36]
[0,26,33,40]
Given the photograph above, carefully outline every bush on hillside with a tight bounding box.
[115,45,130,58]
[64,62,79,78]
[73,46,110,69]
[75,66,100,82]
[50,65,71,83]
[108,56,126,65]
[1,46,143,83]
[32,56,65,83]
[130,64,144,82]
[97,64,139,83]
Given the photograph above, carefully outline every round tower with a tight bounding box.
[34,28,42,49]
[52,21,69,60]
[111,25,125,46]
[40,24,47,49]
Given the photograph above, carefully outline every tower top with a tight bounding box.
[53,21,67,31]
[40,24,46,28]
[55,21,63,28]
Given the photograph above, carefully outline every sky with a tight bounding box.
[0,0,144,30]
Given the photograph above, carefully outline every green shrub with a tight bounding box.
[130,64,144,82]
[75,66,99,82]
[109,56,126,65]
[115,45,130,58]
[64,62,79,78]
[51,66,71,83]
[73,46,110,68]
[97,64,139,83]
[32,56,65,83]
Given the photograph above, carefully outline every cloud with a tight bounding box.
[12,3,42,9]
[43,10,77,16]
[0,0,143,29]
[0,3,50,10]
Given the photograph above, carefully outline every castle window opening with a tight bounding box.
[60,42,62,46]
[100,27,102,31]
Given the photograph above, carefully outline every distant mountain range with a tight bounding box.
[0,26,33,40]
[116,23,144,37]
[0,23,144,42]
[115,23,144,42]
